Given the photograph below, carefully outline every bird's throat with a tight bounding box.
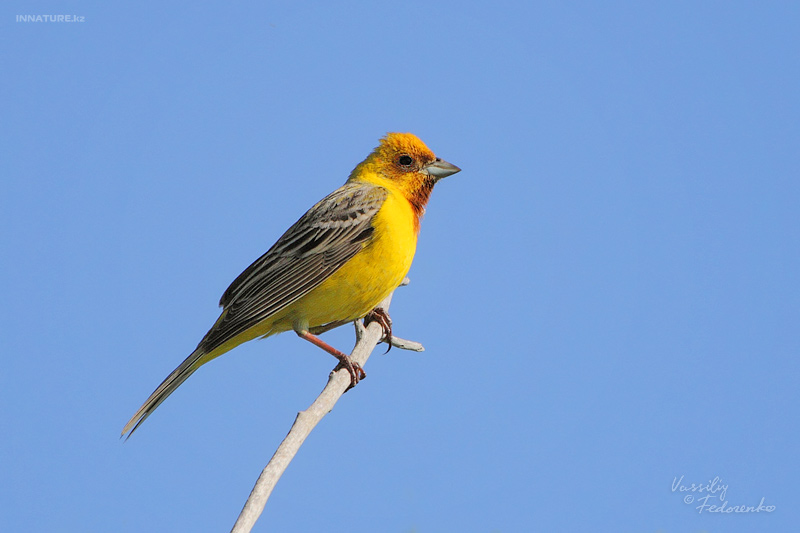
[407,175,436,233]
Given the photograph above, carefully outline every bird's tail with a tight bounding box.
[121,348,208,439]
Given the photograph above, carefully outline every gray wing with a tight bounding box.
[197,182,388,354]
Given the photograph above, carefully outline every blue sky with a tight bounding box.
[2,2,798,532]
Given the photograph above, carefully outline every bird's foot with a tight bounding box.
[364,307,393,353]
[334,357,366,391]
[296,329,366,390]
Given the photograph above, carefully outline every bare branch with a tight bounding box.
[354,319,424,352]
[388,335,425,352]
[230,283,423,532]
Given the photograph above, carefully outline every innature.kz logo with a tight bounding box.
[16,15,85,23]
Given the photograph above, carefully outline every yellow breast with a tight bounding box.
[285,188,417,328]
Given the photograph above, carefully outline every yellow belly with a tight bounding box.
[275,190,418,331]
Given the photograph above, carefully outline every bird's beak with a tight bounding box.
[425,158,461,180]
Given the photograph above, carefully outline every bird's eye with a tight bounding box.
[398,155,414,167]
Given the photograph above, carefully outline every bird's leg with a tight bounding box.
[295,330,365,390]
[364,307,393,353]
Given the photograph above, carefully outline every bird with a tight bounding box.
[122,132,460,438]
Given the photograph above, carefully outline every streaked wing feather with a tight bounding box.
[198,182,388,354]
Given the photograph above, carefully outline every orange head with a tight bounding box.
[349,133,460,225]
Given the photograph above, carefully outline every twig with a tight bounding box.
[230,280,422,532]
